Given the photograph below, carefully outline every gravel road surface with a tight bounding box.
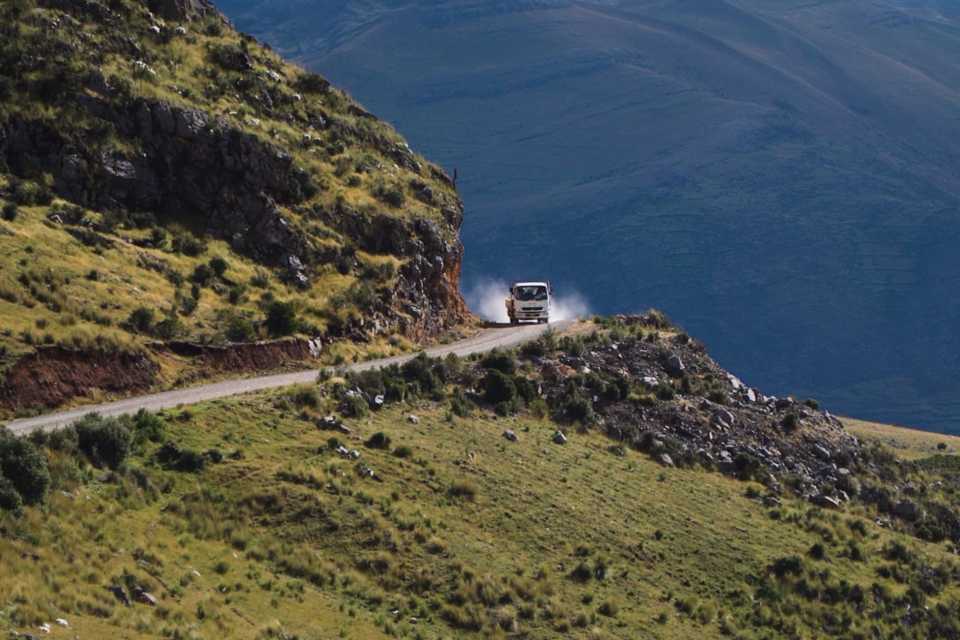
[4,322,566,436]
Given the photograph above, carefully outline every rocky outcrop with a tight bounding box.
[0,95,315,284]
[319,205,468,340]
[0,86,467,337]
[528,314,864,504]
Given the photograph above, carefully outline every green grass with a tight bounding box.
[844,417,960,460]
[0,0,467,400]
[3,381,959,638]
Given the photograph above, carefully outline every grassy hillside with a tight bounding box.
[4,317,960,638]
[0,0,469,415]
[218,0,960,433]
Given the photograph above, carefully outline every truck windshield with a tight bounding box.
[515,286,548,301]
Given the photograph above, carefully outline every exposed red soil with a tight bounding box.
[0,347,159,412]
[0,339,323,413]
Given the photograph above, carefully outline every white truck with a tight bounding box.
[505,281,552,324]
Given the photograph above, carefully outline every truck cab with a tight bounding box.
[505,282,551,324]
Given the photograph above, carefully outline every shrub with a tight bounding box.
[561,392,595,424]
[781,413,799,432]
[127,306,155,334]
[132,410,165,445]
[341,393,368,418]
[448,481,477,501]
[770,556,805,578]
[10,178,52,206]
[483,371,516,405]
[156,443,206,472]
[191,263,214,286]
[224,313,256,342]
[75,414,132,469]
[250,270,270,288]
[371,179,406,207]
[365,432,391,450]
[209,256,228,278]
[393,446,413,459]
[1,202,16,221]
[0,475,23,513]
[172,232,206,257]
[0,431,50,506]
[290,386,320,408]
[481,350,516,374]
[265,301,297,337]
[293,72,330,94]
[401,354,441,396]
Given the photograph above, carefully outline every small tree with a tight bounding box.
[265,301,297,337]
[0,433,50,506]
[483,371,517,405]
[225,314,256,342]
[75,414,132,470]
[1,203,16,221]
[127,306,155,334]
[209,256,229,278]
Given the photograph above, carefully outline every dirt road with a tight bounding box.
[4,322,567,436]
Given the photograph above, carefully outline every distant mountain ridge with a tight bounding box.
[219,0,960,431]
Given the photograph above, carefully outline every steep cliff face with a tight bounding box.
[0,0,469,411]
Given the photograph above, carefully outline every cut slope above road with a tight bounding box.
[4,322,566,436]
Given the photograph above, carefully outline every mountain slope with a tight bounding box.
[4,316,960,638]
[218,0,960,432]
[0,0,471,415]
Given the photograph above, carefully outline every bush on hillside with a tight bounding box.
[126,306,155,334]
[401,353,442,396]
[483,370,516,405]
[75,413,132,470]
[209,256,229,278]
[265,300,297,337]
[191,263,214,286]
[293,72,330,94]
[1,202,16,221]
[481,350,516,375]
[0,430,50,506]
[365,432,391,450]
[156,443,206,472]
[0,475,22,513]
[224,313,256,342]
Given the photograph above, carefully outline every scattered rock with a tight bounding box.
[407,414,420,424]
[502,429,518,442]
[658,453,675,467]
[664,354,685,377]
[811,494,842,509]
[552,431,567,445]
[134,589,158,606]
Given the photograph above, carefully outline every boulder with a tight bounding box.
[552,431,567,445]
[502,429,518,442]
[407,414,420,424]
[811,494,842,509]
[664,354,685,377]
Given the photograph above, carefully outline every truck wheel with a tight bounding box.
[510,318,518,325]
